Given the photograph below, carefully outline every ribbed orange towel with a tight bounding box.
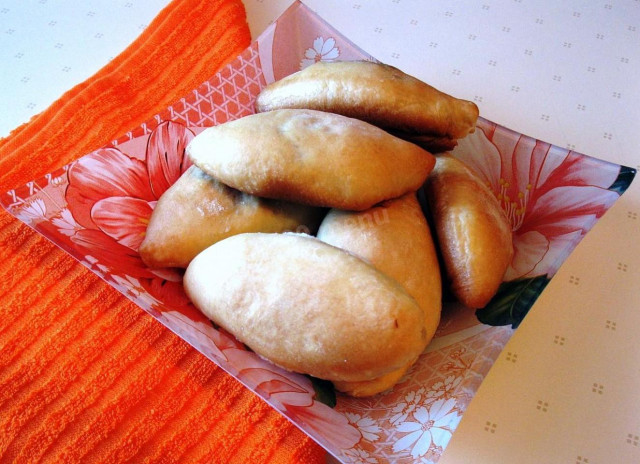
[0,0,325,462]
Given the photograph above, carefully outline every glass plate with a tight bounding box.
[2,2,634,463]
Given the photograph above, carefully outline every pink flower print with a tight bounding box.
[300,36,339,69]
[145,119,194,197]
[389,388,426,425]
[51,208,82,237]
[344,413,381,441]
[392,398,460,459]
[223,347,361,451]
[66,147,155,231]
[15,198,47,225]
[342,447,378,464]
[425,375,462,402]
[64,120,194,282]
[453,119,621,280]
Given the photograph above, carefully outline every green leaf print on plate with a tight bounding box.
[476,275,551,328]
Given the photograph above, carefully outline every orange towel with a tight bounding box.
[0,0,325,462]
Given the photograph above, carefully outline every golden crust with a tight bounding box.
[317,192,442,396]
[255,60,479,140]
[395,132,459,154]
[139,166,322,269]
[186,109,435,211]
[424,155,513,309]
[332,361,413,398]
[183,233,428,383]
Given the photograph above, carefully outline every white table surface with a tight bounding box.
[2,1,639,463]
[3,0,638,168]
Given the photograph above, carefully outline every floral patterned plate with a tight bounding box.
[1,2,634,463]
